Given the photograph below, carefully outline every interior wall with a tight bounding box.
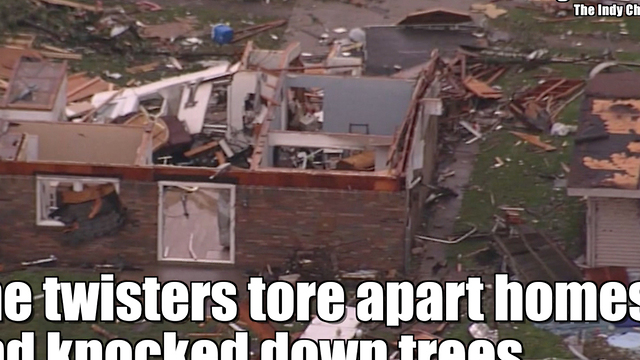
[159,183,234,264]
[227,71,259,134]
[284,74,415,136]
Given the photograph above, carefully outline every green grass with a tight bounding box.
[451,63,588,262]
[491,8,627,40]
[491,7,640,46]
[0,270,237,359]
[0,0,288,86]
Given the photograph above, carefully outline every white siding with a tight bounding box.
[592,198,640,267]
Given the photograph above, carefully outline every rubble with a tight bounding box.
[510,131,557,151]
[1,2,637,356]
[509,78,584,132]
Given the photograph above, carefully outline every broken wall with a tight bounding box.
[284,74,415,136]
[227,71,260,134]
[0,176,406,272]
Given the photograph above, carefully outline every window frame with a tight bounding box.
[35,175,121,227]
[157,181,236,264]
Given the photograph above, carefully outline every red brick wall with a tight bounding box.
[0,176,158,267]
[235,187,407,272]
[0,175,406,272]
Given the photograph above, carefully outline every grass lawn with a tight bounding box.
[441,8,640,356]
[492,8,640,43]
[0,0,289,86]
[450,63,586,263]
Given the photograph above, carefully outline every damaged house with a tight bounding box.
[0,43,442,274]
[568,71,640,269]
[0,120,151,248]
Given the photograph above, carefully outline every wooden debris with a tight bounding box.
[168,57,183,70]
[40,44,72,54]
[0,79,8,90]
[231,19,288,43]
[459,120,483,139]
[67,74,114,103]
[61,184,115,204]
[91,325,117,339]
[126,62,160,74]
[124,112,169,151]
[551,89,584,120]
[214,151,226,165]
[463,76,502,99]
[67,77,101,99]
[336,151,374,170]
[484,67,507,85]
[591,18,623,23]
[40,51,82,60]
[39,0,101,12]
[510,131,557,151]
[561,162,571,173]
[493,157,505,168]
[534,16,579,23]
[3,33,36,48]
[0,47,43,79]
[66,102,94,118]
[184,141,219,157]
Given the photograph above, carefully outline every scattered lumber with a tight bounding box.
[510,131,557,152]
[184,141,219,157]
[40,44,72,54]
[40,51,82,60]
[126,62,160,74]
[231,19,287,43]
[3,33,36,48]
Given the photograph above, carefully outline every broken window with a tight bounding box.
[158,182,235,264]
[287,87,324,132]
[36,176,128,245]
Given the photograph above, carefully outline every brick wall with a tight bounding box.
[0,176,158,267]
[0,175,407,272]
[235,187,407,272]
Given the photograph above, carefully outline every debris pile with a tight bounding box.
[48,183,128,245]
